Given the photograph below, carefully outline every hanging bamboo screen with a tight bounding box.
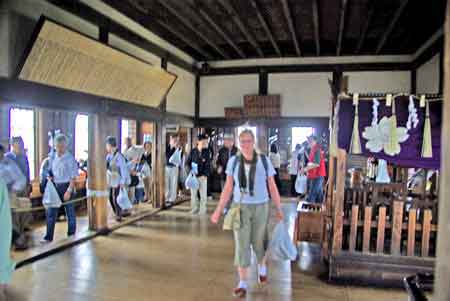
[19,20,177,108]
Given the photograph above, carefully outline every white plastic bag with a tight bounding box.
[116,187,132,210]
[185,172,199,190]
[269,222,298,261]
[295,174,307,194]
[42,181,62,209]
[169,148,182,167]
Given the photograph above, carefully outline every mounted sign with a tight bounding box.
[17,18,177,109]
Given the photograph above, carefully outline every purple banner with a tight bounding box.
[337,96,442,170]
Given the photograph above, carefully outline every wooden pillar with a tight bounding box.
[36,108,48,175]
[153,121,166,208]
[87,113,108,231]
[257,123,268,154]
[435,1,450,299]
[332,148,346,255]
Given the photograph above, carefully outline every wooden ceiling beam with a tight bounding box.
[217,0,264,57]
[249,0,282,57]
[375,0,409,54]
[154,19,214,60]
[196,4,246,59]
[312,0,321,56]
[280,0,301,56]
[355,4,375,54]
[336,0,348,56]
[155,0,230,59]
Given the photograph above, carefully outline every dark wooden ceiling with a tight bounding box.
[55,0,447,61]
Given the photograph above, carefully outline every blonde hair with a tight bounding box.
[239,129,255,142]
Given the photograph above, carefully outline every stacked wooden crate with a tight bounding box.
[224,107,244,119]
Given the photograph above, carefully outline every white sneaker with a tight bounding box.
[40,238,51,244]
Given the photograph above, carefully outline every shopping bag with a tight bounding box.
[222,204,241,231]
[117,187,132,210]
[168,148,182,167]
[295,174,307,194]
[185,172,199,190]
[42,181,62,209]
[269,222,298,261]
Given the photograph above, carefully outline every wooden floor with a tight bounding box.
[4,200,407,301]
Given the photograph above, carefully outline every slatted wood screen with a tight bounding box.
[344,203,435,258]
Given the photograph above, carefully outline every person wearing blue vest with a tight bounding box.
[211,129,283,299]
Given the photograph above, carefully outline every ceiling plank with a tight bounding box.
[154,19,214,60]
[155,0,230,59]
[196,4,246,59]
[355,4,375,54]
[312,0,320,56]
[280,0,301,56]
[217,0,264,57]
[336,0,348,56]
[375,0,409,54]
[249,0,281,57]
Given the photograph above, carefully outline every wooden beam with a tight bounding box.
[412,35,444,69]
[355,5,374,54]
[259,69,268,95]
[154,19,214,60]
[249,0,281,57]
[154,121,166,208]
[440,49,444,94]
[280,0,301,56]
[410,69,417,94]
[375,0,409,54]
[195,74,200,121]
[312,0,321,56]
[200,61,411,76]
[332,149,346,255]
[48,0,196,73]
[336,0,348,56]
[156,0,229,59]
[436,3,450,298]
[196,6,246,59]
[217,0,263,57]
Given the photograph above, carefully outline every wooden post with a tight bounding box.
[36,108,49,175]
[407,209,417,257]
[332,148,346,255]
[87,113,108,231]
[363,206,372,253]
[257,123,268,154]
[349,205,359,252]
[421,209,432,257]
[154,121,166,208]
[391,201,404,256]
[435,3,450,299]
[376,207,386,253]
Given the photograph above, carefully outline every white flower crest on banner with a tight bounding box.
[362,116,409,156]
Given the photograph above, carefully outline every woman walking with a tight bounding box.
[0,179,15,299]
[106,136,130,221]
[269,143,282,190]
[211,129,283,298]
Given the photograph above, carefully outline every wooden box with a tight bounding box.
[294,201,324,244]
[224,107,244,119]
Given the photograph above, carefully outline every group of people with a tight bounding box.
[106,136,153,221]
[286,135,326,203]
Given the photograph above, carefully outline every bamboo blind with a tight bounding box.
[19,20,177,108]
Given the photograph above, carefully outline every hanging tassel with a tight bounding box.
[349,96,362,154]
[386,98,400,156]
[422,100,433,158]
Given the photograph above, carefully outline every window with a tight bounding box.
[291,127,314,151]
[9,107,35,180]
[121,119,137,152]
[75,114,89,161]
[236,126,257,147]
